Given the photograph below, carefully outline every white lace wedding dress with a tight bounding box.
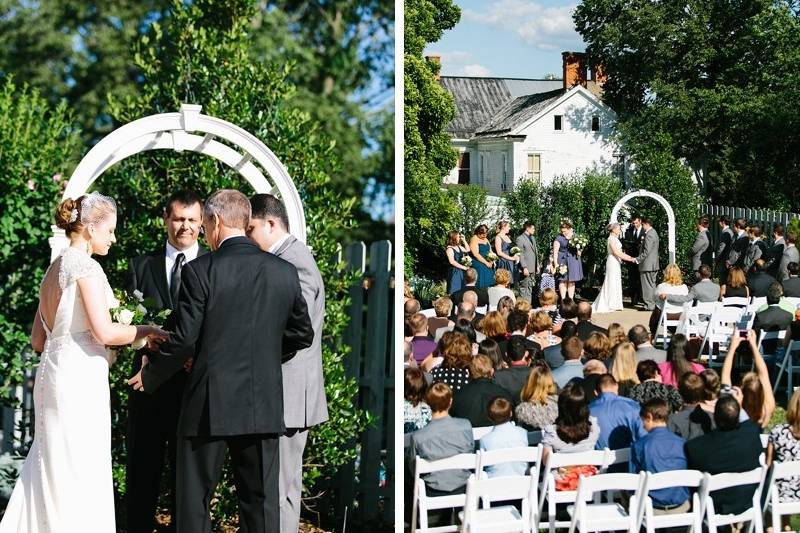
[592,235,625,313]
[0,247,117,532]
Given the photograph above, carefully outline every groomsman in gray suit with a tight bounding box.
[778,231,800,282]
[515,221,539,304]
[635,217,660,311]
[691,216,713,275]
[248,194,329,533]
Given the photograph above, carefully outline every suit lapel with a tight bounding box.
[273,235,297,258]
[151,245,172,308]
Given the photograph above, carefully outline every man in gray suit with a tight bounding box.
[691,217,713,275]
[778,232,800,282]
[661,265,720,304]
[635,217,660,311]
[515,221,539,304]
[248,194,328,533]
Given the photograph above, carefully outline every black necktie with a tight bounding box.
[170,252,185,305]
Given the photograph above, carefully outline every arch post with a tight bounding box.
[609,189,676,264]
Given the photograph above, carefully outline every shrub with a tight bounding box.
[447,184,492,237]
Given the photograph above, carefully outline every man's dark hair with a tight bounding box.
[453,318,477,343]
[596,373,617,392]
[523,221,535,231]
[789,262,800,277]
[165,190,203,216]
[678,372,705,404]
[487,397,514,425]
[628,324,650,346]
[788,232,798,245]
[250,193,290,230]
[719,215,730,226]
[734,218,747,230]
[560,298,578,320]
[698,264,712,279]
[558,320,578,340]
[714,395,741,431]
[561,336,583,361]
[507,310,529,333]
[697,216,709,228]
[464,268,478,284]
[640,398,670,422]
[641,216,653,225]
[774,223,784,237]
[767,281,783,305]
[506,336,528,362]
[751,225,762,238]
[636,360,660,382]
[631,214,642,222]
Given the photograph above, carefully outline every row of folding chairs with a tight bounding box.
[420,304,495,318]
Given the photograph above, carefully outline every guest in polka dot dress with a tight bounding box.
[429,332,473,391]
[768,389,800,531]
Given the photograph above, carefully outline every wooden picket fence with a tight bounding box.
[705,204,800,247]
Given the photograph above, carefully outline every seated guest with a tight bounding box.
[630,398,690,514]
[650,264,688,337]
[428,296,454,339]
[782,261,800,297]
[668,372,715,440]
[405,298,421,319]
[514,298,532,315]
[609,342,640,397]
[479,397,529,477]
[551,336,584,389]
[507,309,541,353]
[496,295,515,318]
[406,382,474,496]
[576,301,607,341]
[583,332,612,362]
[628,360,683,412]
[451,355,514,427]
[462,290,486,324]
[543,320,576,370]
[581,359,607,403]
[541,382,600,453]
[559,298,578,324]
[685,395,763,516]
[515,363,558,430]
[606,323,628,350]
[721,330,776,429]
[435,304,487,343]
[661,264,720,305]
[720,266,750,300]
[404,367,432,433]
[527,311,560,349]
[480,311,509,355]
[628,324,667,363]
[658,334,705,388]
[535,288,563,332]
[767,388,800,531]
[452,318,480,350]
[753,281,793,355]
[488,268,516,308]
[409,313,437,365]
[494,336,534,402]
[589,374,646,450]
[749,259,777,298]
[427,332,471,390]
[478,338,506,371]
[450,268,489,308]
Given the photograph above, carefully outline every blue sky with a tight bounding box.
[424,0,586,79]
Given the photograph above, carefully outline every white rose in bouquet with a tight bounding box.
[117,309,135,325]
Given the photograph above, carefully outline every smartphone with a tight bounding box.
[737,312,752,338]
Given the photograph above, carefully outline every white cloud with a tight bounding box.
[460,64,492,77]
[462,0,583,52]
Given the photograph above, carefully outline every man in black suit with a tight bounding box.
[493,335,534,404]
[128,189,313,533]
[782,262,800,297]
[451,355,513,427]
[714,216,734,281]
[575,301,607,341]
[623,216,644,305]
[726,218,750,269]
[685,396,763,516]
[764,224,786,279]
[748,259,777,298]
[753,282,793,355]
[125,190,207,533]
[450,267,489,308]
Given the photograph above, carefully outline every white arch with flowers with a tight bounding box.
[609,189,676,264]
[48,103,306,262]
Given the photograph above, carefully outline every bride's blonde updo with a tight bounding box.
[55,193,117,236]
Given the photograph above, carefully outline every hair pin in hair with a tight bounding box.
[69,208,78,223]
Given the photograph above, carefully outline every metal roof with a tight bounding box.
[475,89,564,137]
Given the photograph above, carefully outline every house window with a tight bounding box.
[458,152,470,184]
[591,116,600,131]
[554,115,563,131]
[527,154,541,182]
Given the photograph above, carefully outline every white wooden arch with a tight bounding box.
[49,103,306,262]
[609,189,676,264]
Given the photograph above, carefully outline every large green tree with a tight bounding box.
[404,0,461,278]
[574,0,800,211]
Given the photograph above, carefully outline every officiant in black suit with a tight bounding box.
[623,215,644,305]
[128,189,313,533]
[125,190,207,533]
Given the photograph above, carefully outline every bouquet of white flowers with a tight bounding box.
[486,251,498,262]
[509,246,521,256]
[570,233,589,252]
[111,289,171,350]
[460,255,473,267]
[556,264,569,277]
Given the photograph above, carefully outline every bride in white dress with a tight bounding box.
[0,193,165,533]
[592,223,636,314]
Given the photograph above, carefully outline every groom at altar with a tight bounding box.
[125,190,207,533]
[623,215,644,306]
[515,221,539,304]
[635,217,660,311]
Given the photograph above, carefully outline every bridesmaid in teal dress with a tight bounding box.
[470,224,495,288]
[445,231,470,294]
[494,220,519,285]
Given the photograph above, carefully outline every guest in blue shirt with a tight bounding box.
[589,374,646,450]
[551,336,584,389]
[479,397,529,477]
[630,398,690,513]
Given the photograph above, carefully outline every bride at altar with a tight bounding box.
[592,223,636,313]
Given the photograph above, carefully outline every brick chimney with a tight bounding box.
[562,52,587,89]
[426,55,442,81]
[591,63,607,85]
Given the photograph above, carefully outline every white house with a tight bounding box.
[436,52,624,196]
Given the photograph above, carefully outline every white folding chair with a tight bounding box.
[655,302,684,348]
[773,339,800,396]
[641,470,705,533]
[677,301,719,338]
[567,472,647,533]
[472,426,492,442]
[721,296,750,308]
[421,308,437,318]
[412,453,479,533]
[477,445,543,480]
[750,296,767,309]
[757,329,786,355]
[460,472,536,533]
[537,449,609,533]
[765,460,800,533]
[475,305,488,315]
[700,306,743,368]
[702,467,765,533]
[785,297,800,309]
[604,447,631,468]
[760,434,769,450]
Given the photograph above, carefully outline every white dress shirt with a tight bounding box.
[268,233,291,254]
[165,240,200,289]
